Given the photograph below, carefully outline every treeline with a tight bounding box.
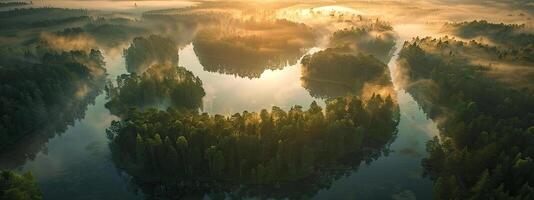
[123,35,178,74]
[0,2,29,8]
[0,7,151,52]
[443,20,534,62]
[0,7,88,19]
[0,48,106,151]
[301,47,390,99]
[106,35,204,116]
[0,171,41,200]
[107,94,399,198]
[299,21,395,99]
[48,18,146,48]
[444,20,533,48]
[398,37,534,199]
[0,8,89,32]
[403,36,533,68]
[329,20,396,63]
[105,64,205,116]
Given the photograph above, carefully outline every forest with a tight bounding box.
[0,171,41,200]
[105,35,204,116]
[0,47,106,150]
[0,9,113,198]
[301,47,391,99]
[1,2,533,200]
[443,20,534,62]
[123,35,179,74]
[107,93,399,198]
[328,20,396,63]
[104,63,205,116]
[398,34,534,199]
[299,20,395,99]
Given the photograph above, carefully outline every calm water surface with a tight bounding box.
[0,24,441,199]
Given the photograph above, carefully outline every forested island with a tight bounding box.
[107,93,399,198]
[299,21,396,99]
[1,2,533,200]
[105,35,204,116]
[398,34,534,199]
[105,63,205,116]
[123,35,179,74]
[301,47,391,99]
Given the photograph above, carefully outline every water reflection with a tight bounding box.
[192,19,316,78]
[396,20,534,198]
[0,1,496,199]
[181,45,324,114]
[0,86,101,169]
[0,52,141,199]
[107,93,399,199]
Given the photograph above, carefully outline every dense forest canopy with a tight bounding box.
[443,20,534,49]
[0,7,193,52]
[0,8,92,47]
[329,20,397,63]
[398,35,534,199]
[298,20,396,99]
[399,35,534,90]
[442,20,534,64]
[107,93,399,198]
[0,47,106,151]
[105,63,205,116]
[1,1,533,200]
[123,35,179,74]
[0,171,41,200]
[300,47,392,99]
[105,35,204,116]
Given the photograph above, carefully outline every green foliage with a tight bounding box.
[0,48,106,151]
[107,94,399,198]
[105,64,205,115]
[301,47,390,98]
[124,35,179,74]
[329,21,396,63]
[444,21,534,62]
[399,37,534,199]
[0,171,42,200]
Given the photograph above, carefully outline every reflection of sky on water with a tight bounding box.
[6,52,142,200]
[4,25,442,199]
[312,28,439,198]
[313,93,436,198]
[0,8,455,198]
[180,44,325,114]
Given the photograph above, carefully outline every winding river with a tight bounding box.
[0,23,442,199]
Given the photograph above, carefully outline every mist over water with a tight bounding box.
[0,1,532,199]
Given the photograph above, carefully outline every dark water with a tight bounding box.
[0,37,439,199]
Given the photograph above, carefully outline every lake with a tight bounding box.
[0,1,532,200]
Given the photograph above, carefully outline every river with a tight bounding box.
[0,24,441,200]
